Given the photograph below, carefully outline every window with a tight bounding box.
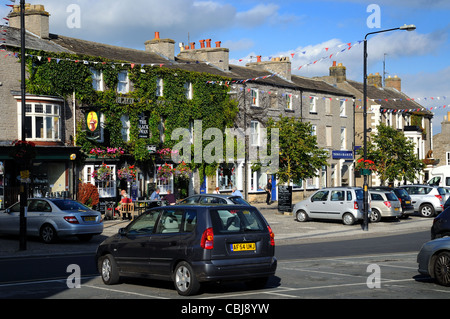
[155,164,173,194]
[210,208,265,233]
[325,98,331,114]
[91,68,103,91]
[311,125,317,136]
[156,210,183,234]
[251,88,259,106]
[24,103,60,141]
[156,78,163,96]
[218,163,237,191]
[270,93,278,109]
[311,190,329,202]
[309,96,316,113]
[250,169,267,192]
[340,100,346,117]
[285,93,293,110]
[127,210,160,235]
[331,190,345,201]
[446,152,450,166]
[326,126,332,147]
[250,121,260,146]
[340,127,346,150]
[117,71,129,94]
[184,82,193,100]
[83,164,117,198]
[120,115,130,142]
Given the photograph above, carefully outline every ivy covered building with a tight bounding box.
[0,4,356,208]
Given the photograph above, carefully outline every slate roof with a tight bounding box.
[3,26,354,97]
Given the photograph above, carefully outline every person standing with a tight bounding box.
[265,178,272,205]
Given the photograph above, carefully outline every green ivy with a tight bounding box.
[24,50,239,172]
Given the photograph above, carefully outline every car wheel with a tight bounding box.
[174,261,200,296]
[342,213,355,226]
[40,224,57,243]
[434,251,450,286]
[370,209,382,223]
[419,204,435,218]
[99,254,120,285]
[296,210,308,222]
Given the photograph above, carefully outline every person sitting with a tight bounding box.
[231,187,243,198]
[150,188,161,200]
[164,189,176,205]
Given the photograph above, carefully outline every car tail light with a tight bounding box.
[354,201,359,209]
[268,226,275,246]
[383,201,392,208]
[435,195,443,202]
[64,216,79,224]
[201,227,214,250]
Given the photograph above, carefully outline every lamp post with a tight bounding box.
[362,24,416,231]
[19,0,27,250]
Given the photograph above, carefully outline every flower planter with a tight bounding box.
[360,169,372,176]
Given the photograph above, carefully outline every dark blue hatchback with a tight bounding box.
[96,205,277,295]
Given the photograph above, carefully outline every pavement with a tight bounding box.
[0,203,434,259]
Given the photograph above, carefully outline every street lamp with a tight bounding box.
[362,24,416,231]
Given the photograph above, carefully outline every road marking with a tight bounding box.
[83,284,169,299]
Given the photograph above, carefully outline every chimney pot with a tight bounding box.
[199,40,205,48]
[215,41,221,48]
[190,42,195,50]
[154,32,160,40]
[257,55,262,62]
[206,39,211,48]
[333,61,337,67]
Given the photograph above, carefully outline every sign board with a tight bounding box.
[138,113,149,139]
[332,150,353,160]
[277,185,292,212]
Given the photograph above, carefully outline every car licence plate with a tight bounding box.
[231,243,255,251]
[83,216,96,222]
[405,201,411,204]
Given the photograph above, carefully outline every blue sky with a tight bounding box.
[2,0,450,133]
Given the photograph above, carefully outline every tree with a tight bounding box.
[267,116,328,184]
[357,123,424,185]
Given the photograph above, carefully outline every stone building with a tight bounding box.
[320,62,434,185]
[433,112,450,167]
[0,4,355,207]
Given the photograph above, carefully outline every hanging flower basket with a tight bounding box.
[89,147,124,158]
[156,148,178,161]
[157,163,174,181]
[9,140,36,164]
[117,165,137,182]
[174,161,192,180]
[356,158,377,175]
[92,163,113,181]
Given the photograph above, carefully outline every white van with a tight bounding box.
[428,165,450,187]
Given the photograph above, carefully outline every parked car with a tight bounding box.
[431,207,450,240]
[398,185,445,217]
[293,187,367,225]
[96,205,277,296]
[445,196,450,210]
[368,190,402,222]
[417,237,450,286]
[177,194,250,206]
[369,187,414,218]
[0,198,103,243]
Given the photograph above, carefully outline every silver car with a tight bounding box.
[293,187,366,225]
[399,185,445,217]
[369,190,402,222]
[417,237,450,286]
[0,198,103,243]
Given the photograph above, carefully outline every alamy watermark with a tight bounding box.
[367,4,381,29]
[366,264,381,289]
[171,120,280,174]
[66,4,81,29]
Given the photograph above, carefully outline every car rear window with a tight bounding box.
[355,189,363,200]
[228,196,250,205]
[52,199,90,211]
[438,188,446,196]
[395,189,409,199]
[385,192,398,201]
[210,208,266,234]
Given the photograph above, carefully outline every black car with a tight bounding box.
[445,196,450,210]
[177,194,250,206]
[431,206,450,240]
[369,187,414,218]
[96,205,277,296]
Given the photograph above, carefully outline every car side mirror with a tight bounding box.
[118,228,127,236]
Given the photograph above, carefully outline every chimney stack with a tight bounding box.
[385,75,401,91]
[177,38,229,71]
[9,4,50,39]
[367,73,382,88]
[246,56,292,81]
[145,31,176,60]
[329,61,347,83]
